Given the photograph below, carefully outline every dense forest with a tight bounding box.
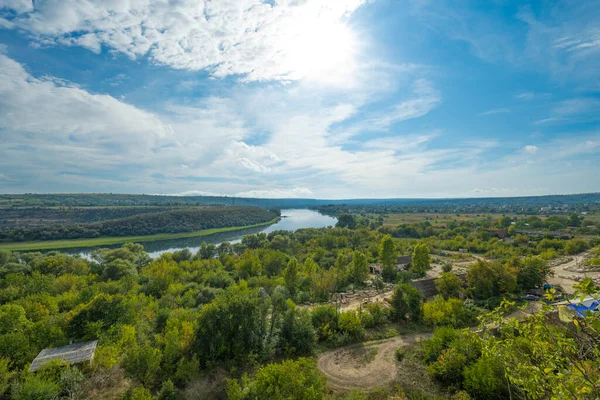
[2,193,599,214]
[0,212,599,399]
[0,207,279,242]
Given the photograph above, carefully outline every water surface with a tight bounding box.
[67,209,336,258]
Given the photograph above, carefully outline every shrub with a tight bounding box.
[426,347,467,386]
[423,296,475,328]
[227,358,326,400]
[395,347,406,362]
[338,310,365,341]
[423,327,460,364]
[311,305,338,342]
[463,356,508,399]
[10,375,61,400]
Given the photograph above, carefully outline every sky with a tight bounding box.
[0,0,599,199]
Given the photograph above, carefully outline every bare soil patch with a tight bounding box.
[317,333,430,392]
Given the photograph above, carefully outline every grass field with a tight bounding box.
[382,213,508,227]
[0,217,280,251]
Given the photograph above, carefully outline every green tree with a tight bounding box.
[123,344,162,387]
[277,301,317,356]
[568,212,582,227]
[423,296,474,327]
[379,235,396,281]
[194,285,267,365]
[0,357,14,398]
[227,358,326,400]
[411,243,431,276]
[466,260,517,301]
[284,258,300,297]
[198,242,217,260]
[350,251,369,286]
[435,273,463,299]
[390,283,422,322]
[517,256,551,290]
[336,214,357,229]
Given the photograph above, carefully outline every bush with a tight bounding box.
[426,347,467,386]
[463,356,508,399]
[338,310,365,341]
[10,375,61,400]
[423,296,475,328]
[395,347,406,362]
[311,306,338,342]
[227,358,326,400]
[423,327,460,364]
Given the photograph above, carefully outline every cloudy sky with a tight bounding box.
[0,0,598,198]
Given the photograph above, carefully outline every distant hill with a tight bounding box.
[1,192,599,212]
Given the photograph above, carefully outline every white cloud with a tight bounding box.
[236,187,314,198]
[169,190,222,197]
[533,117,561,125]
[477,108,509,117]
[523,145,539,154]
[364,79,441,131]
[0,54,172,159]
[552,98,600,116]
[0,0,33,14]
[3,0,367,84]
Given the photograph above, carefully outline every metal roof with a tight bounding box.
[30,340,98,372]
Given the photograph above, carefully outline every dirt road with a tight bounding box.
[547,250,597,294]
[317,333,430,392]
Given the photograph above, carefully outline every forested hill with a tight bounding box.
[0,207,278,242]
[2,192,599,212]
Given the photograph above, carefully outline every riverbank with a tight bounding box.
[0,217,281,251]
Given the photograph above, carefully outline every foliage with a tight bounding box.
[10,375,61,400]
[226,358,326,400]
[350,251,369,286]
[390,283,422,322]
[379,235,397,281]
[435,273,463,299]
[277,302,317,357]
[466,260,516,303]
[423,296,475,327]
[194,284,267,366]
[2,207,278,243]
[411,243,431,276]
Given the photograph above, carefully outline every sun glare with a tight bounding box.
[280,13,358,85]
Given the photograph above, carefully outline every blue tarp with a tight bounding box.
[568,301,600,317]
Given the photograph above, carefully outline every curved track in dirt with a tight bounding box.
[317,333,430,392]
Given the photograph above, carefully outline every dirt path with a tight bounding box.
[547,250,597,294]
[317,333,430,392]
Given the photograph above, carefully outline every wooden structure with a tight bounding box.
[30,340,98,372]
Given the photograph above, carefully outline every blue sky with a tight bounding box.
[0,0,598,198]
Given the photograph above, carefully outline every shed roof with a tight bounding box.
[30,340,98,372]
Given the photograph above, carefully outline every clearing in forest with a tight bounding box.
[317,333,429,392]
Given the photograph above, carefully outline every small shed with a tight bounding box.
[30,340,98,372]
[396,255,412,270]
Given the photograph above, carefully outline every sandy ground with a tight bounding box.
[547,250,599,294]
[317,333,431,392]
[317,299,541,393]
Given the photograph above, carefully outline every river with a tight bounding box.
[68,209,337,258]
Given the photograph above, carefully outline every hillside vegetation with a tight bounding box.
[0,207,279,242]
[0,210,598,399]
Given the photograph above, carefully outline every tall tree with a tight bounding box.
[350,251,369,286]
[284,258,300,297]
[411,243,431,276]
[379,235,397,281]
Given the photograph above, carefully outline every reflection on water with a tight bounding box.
[66,209,336,258]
